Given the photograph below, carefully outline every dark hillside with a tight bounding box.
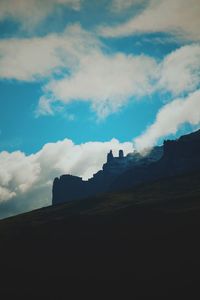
[0,169,200,298]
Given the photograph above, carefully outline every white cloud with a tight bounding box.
[0,138,134,219]
[44,44,200,118]
[134,90,200,150]
[158,44,200,95]
[0,24,99,81]
[1,23,200,119]
[99,0,200,41]
[0,151,41,195]
[0,0,81,29]
[43,52,157,118]
[0,23,157,117]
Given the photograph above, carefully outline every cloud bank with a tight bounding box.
[0,139,134,219]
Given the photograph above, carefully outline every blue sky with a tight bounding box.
[0,79,165,154]
[0,0,200,219]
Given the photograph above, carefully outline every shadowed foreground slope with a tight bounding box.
[0,170,200,298]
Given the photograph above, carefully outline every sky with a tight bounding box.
[0,0,200,219]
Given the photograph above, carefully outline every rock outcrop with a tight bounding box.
[53,175,89,205]
[113,129,200,191]
[52,129,200,205]
[52,146,163,205]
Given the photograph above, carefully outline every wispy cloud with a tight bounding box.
[39,43,200,118]
[0,0,81,29]
[0,24,99,81]
[134,90,200,150]
[36,97,55,116]
[43,52,157,118]
[158,44,200,95]
[100,0,200,41]
[133,44,200,150]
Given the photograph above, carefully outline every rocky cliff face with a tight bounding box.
[53,175,89,204]
[52,129,200,205]
[164,130,200,161]
[52,150,124,205]
[52,147,163,205]
[113,129,200,191]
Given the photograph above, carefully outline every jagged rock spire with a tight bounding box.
[107,150,114,163]
[119,149,124,158]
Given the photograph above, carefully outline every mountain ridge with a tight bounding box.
[53,129,200,205]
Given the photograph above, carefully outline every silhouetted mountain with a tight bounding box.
[1,168,200,297]
[52,146,163,204]
[53,129,200,205]
[1,130,200,297]
[113,129,200,191]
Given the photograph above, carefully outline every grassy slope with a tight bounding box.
[0,170,200,298]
